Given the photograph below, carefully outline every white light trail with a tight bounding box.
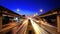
[30,18,48,34]
[15,19,28,34]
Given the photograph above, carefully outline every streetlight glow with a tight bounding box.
[16,8,20,11]
[40,9,43,13]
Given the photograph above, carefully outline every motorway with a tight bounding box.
[29,18,49,34]
[2,17,59,34]
[14,17,58,34]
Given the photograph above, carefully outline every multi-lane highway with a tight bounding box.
[11,18,58,34]
[30,18,49,34]
[15,17,57,34]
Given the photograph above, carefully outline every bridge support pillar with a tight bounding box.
[0,15,2,30]
[57,15,60,32]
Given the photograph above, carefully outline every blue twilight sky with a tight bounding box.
[0,0,60,15]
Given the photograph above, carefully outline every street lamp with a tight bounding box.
[16,8,20,11]
[40,9,43,13]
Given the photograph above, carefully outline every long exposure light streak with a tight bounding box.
[16,19,28,34]
[30,18,48,34]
